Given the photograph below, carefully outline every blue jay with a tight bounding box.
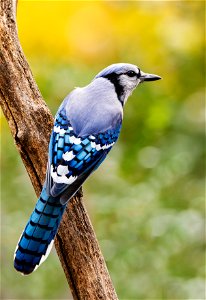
[14,63,161,275]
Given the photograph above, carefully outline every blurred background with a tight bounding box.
[1,1,205,299]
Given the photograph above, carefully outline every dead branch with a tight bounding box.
[0,1,118,299]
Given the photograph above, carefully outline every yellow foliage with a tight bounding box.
[17,1,202,65]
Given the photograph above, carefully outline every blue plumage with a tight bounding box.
[14,188,65,274]
[14,63,161,274]
[48,110,121,200]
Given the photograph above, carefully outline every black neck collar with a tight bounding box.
[103,73,124,106]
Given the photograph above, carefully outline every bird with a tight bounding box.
[14,63,161,275]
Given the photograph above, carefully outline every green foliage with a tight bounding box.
[1,1,204,299]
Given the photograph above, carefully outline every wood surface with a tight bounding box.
[0,1,118,299]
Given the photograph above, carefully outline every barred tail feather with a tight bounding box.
[14,188,66,275]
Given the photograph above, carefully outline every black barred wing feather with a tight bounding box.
[46,111,121,204]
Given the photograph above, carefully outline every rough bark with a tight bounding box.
[0,1,118,299]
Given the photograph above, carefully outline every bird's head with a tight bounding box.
[95,63,161,105]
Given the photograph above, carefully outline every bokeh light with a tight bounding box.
[1,1,204,299]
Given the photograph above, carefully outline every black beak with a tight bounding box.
[140,72,162,82]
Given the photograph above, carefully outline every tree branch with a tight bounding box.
[0,1,118,299]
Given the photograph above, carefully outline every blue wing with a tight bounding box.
[46,109,122,204]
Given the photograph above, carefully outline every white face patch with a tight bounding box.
[118,73,140,104]
[119,74,139,90]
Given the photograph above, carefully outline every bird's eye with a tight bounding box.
[126,71,137,77]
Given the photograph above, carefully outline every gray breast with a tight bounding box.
[64,78,123,136]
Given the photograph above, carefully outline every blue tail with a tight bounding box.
[14,187,66,275]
